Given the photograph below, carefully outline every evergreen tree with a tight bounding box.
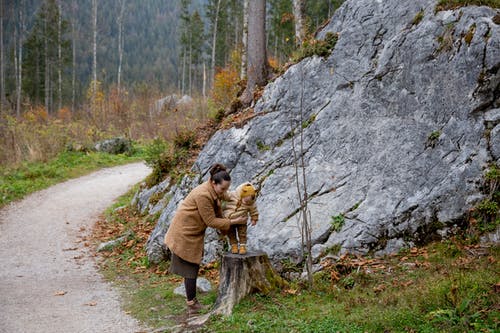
[22,0,70,112]
[268,0,294,63]
[306,0,345,33]
[189,10,204,95]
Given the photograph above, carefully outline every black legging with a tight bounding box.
[184,277,197,301]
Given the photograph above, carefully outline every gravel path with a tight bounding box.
[0,162,151,333]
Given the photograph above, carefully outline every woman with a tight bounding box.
[164,163,247,314]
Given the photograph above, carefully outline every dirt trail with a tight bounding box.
[0,162,151,333]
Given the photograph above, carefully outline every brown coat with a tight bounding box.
[164,181,231,264]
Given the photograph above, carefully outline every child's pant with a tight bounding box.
[228,224,247,245]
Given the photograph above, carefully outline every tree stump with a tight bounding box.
[185,251,287,328]
[212,251,287,316]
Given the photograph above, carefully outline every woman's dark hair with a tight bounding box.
[209,163,231,184]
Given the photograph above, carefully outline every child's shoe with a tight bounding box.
[239,244,247,255]
[231,244,239,254]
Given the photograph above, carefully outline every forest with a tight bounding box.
[0,0,342,167]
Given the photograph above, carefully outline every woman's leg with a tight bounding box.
[184,277,197,301]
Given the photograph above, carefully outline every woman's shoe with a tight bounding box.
[186,298,203,315]
[231,244,239,254]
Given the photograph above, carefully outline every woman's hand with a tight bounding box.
[230,216,247,225]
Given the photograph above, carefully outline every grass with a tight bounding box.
[93,196,500,333]
[435,0,500,11]
[411,9,425,26]
[0,146,146,207]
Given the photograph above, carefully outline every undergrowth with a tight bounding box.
[435,0,500,11]
[292,32,339,63]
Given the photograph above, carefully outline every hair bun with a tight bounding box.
[209,163,227,177]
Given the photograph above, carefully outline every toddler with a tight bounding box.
[223,182,259,254]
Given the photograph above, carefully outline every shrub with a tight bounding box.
[173,128,197,150]
[426,130,441,148]
[411,9,425,26]
[435,0,500,12]
[209,67,241,116]
[292,32,339,63]
[331,214,345,232]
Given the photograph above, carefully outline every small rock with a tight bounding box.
[173,277,212,296]
[480,227,500,244]
[94,137,132,154]
[96,231,132,252]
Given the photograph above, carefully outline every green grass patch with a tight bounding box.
[436,0,500,11]
[0,147,146,207]
[201,242,499,332]
[411,9,425,26]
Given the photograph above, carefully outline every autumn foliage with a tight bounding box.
[210,67,241,115]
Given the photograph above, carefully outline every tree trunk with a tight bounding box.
[293,0,306,46]
[181,47,186,95]
[240,0,248,80]
[202,61,206,99]
[71,14,76,113]
[14,24,18,114]
[210,0,221,88]
[117,0,125,94]
[188,31,192,96]
[0,0,4,111]
[44,14,50,114]
[57,0,62,112]
[241,0,268,105]
[17,0,24,117]
[92,0,97,107]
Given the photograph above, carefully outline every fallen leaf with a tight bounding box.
[54,291,67,296]
[400,280,414,287]
[62,247,78,251]
[284,288,299,295]
[84,301,97,306]
[373,284,386,293]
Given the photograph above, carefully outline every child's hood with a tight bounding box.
[235,182,256,200]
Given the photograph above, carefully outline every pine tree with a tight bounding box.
[179,0,191,95]
[22,0,70,113]
[189,10,204,95]
[241,0,268,105]
[268,0,294,64]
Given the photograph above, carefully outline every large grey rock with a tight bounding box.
[131,178,171,215]
[143,0,500,266]
[94,137,132,154]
